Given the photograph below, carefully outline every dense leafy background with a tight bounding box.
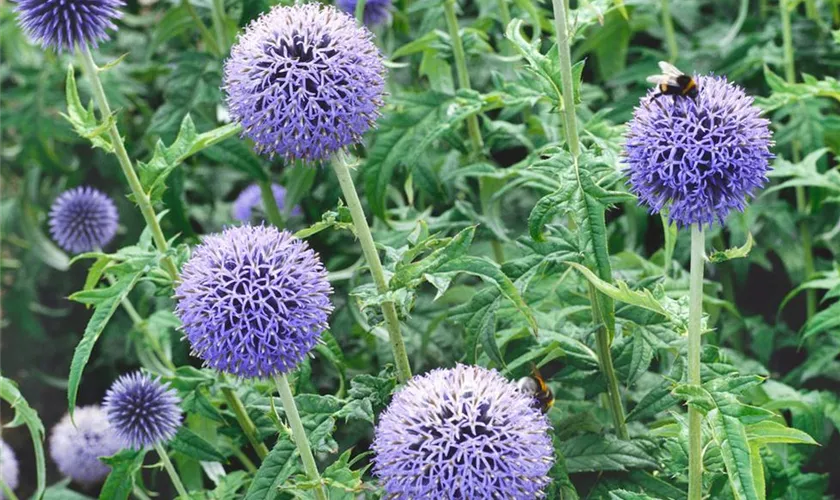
[2,0,840,498]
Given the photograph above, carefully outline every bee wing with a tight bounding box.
[646,74,675,85]
[658,61,684,77]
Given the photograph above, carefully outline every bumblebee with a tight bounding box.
[646,61,698,100]
[516,365,555,414]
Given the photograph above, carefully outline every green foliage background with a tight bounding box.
[2,0,840,498]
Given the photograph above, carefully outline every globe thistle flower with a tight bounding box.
[103,372,182,450]
[232,183,302,223]
[175,225,333,378]
[373,364,554,499]
[336,0,392,26]
[15,0,124,52]
[49,186,119,254]
[49,406,121,485]
[624,76,773,227]
[0,440,19,497]
[223,4,386,162]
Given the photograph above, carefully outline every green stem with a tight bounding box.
[550,0,580,157]
[780,0,817,320]
[552,0,626,439]
[497,0,512,53]
[210,0,227,51]
[232,447,258,473]
[443,0,483,155]
[759,0,768,20]
[257,178,284,228]
[688,225,705,500]
[221,386,270,460]
[332,152,412,382]
[589,282,629,439]
[153,443,190,499]
[274,374,327,500]
[181,0,220,55]
[355,0,368,25]
[0,481,19,500]
[78,48,179,281]
[805,0,818,20]
[661,0,678,62]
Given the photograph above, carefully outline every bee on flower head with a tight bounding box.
[517,364,555,414]
[646,61,698,103]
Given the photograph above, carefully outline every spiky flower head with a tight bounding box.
[49,186,119,254]
[0,439,19,497]
[15,0,123,52]
[373,364,554,499]
[336,0,392,26]
[49,406,121,485]
[103,372,182,450]
[175,225,333,378]
[232,183,302,223]
[223,4,386,162]
[624,76,773,227]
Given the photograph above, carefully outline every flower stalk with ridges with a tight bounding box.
[77,48,179,281]
[688,225,704,500]
[551,0,628,440]
[333,151,412,382]
[274,375,327,500]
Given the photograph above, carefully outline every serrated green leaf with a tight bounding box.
[392,226,476,288]
[567,262,669,317]
[170,427,227,462]
[67,270,144,418]
[99,449,148,500]
[559,434,657,473]
[744,420,818,446]
[0,377,46,499]
[243,439,298,500]
[709,409,761,500]
[709,233,754,263]
[62,64,114,153]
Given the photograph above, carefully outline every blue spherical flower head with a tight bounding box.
[103,372,182,450]
[15,0,124,52]
[232,183,302,223]
[50,405,121,485]
[49,186,119,254]
[373,364,554,499]
[175,225,333,378]
[336,0,392,26]
[624,76,773,227]
[223,4,386,162]
[0,439,19,496]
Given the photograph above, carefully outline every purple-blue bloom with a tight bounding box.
[49,406,121,485]
[336,0,392,26]
[103,372,182,450]
[0,439,19,497]
[49,186,119,254]
[175,225,333,378]
[223,4,386,162]
[15,0,124,52]
[373,364,554,499]
[624,76,773,227]
[232,183,302,223]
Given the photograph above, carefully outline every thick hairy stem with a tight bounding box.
[154,443,189,499]
[355,0,368,25]
[78,48,179,281]
[442,0,483,154]
[221,386,270,460]
[274,375,328,500]
[589,283,629,439]
[688,225,705,500]
[780,0,817,320]
[550,0,580,157]
[332,151,412,382]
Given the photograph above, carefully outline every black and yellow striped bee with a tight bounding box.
[517,365,555,414]
[646,61,698,101]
